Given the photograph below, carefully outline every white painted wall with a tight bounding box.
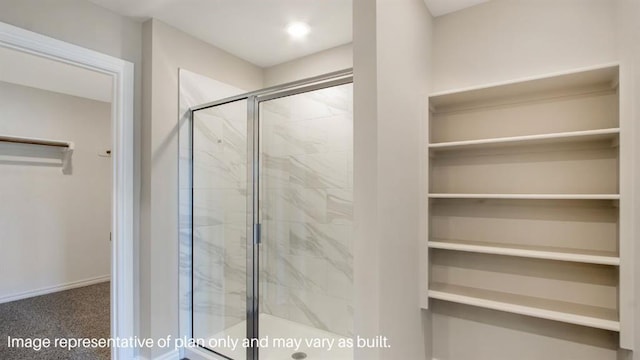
[353,0,432,359]
[616,0,640,358]
[263,43,353,86]
[431,0,618,92]
[141,18,263,359]
[0,0,141,65]
[352,0,380,357]
[0,81,111,302]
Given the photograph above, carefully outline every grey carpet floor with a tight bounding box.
[0,282,110,360]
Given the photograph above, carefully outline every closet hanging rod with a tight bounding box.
[0,134,74,149]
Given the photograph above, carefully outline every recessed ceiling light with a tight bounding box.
[286,22,310,39]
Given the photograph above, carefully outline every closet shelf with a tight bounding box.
[428,283,620,332]
[429,239,619,265]
[428,193,620,200]
[429,128,619,152]
[0,134,74,174]
[0,134,74,149]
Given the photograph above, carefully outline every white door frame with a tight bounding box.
[0,21,135,360]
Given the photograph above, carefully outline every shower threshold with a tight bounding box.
[207,313,353,360]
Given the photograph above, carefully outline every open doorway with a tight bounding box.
[0,22,135,360]
[0,43,113,359]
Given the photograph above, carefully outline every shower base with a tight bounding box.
[207,313,353,360]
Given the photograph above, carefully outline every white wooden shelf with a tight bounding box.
[429,239,619,266]
[428,64,619,111]
[0,134,74,174]
[428,283,620,332]
[428,193,620,200]
[0,134,73,149]
[429,128,619,152]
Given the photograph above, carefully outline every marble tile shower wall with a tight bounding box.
[179,69,248,340]
[260,83,354,337]
[180,70,353,340]
[192,101,249,335]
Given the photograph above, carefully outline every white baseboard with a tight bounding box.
[0,275,110,304]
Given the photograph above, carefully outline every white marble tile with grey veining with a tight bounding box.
[181,70,354,340]
[326,188,354,225]
[289,152,348,189]
[258,84,354,337]
[179,70,248,340]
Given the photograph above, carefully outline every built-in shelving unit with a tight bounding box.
[424,64,633,350]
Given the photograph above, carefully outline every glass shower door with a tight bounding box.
[257,82,354,360]
[189,72,353,360]
[192,99,249,360]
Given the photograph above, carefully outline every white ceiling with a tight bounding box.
[83,0,488,68]
[88,0,353,68]
[423,0,489,17]
[0,1,491,116]
[0,46,113,102]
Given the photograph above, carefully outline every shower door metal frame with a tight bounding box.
[190,68,353,360]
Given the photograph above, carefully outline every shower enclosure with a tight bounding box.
[189,70,353,360]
